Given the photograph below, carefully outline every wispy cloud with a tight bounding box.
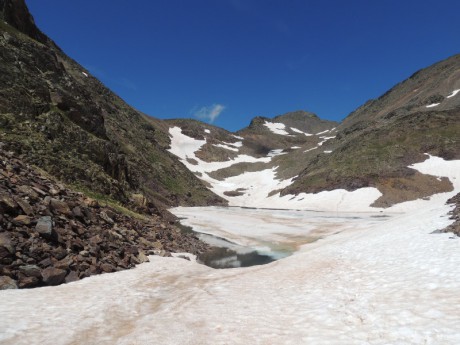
[192,104,226,123]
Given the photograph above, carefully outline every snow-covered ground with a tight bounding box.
[1,155,460,344]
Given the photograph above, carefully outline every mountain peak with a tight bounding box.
[0,0,50,45]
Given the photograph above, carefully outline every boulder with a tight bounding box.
[16,198,34,216]
[35,216,56,240]
[0,276,18,290]
[50,198,71,215]
[19,265,42,278]
[41,267,67,286]
[18,275,40,288]
[65,270,79,283]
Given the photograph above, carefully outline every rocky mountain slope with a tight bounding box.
[0,147,208,289]
[0,0,224,215]
[283,54,460,206]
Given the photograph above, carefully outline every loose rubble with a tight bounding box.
[0,148,208,289]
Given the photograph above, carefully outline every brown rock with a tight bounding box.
[0,276,18,290]
[0,192,18,212]
[65,270,79,283]
[54,256,73,270]
[15,198,34,216]
[13,214,31,225]
[50,198,71,215]
[41,267,67,286]
[18,275,40,288]
[100,263,114,273]
[0,233,14,260]
[17,185,39,199]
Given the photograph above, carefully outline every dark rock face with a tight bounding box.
[0,148,209,288]
[0,0,51,45]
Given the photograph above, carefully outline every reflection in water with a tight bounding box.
[198,246,276,269]
[178,222,290,269]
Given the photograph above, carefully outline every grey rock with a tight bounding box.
[35,216,56,240]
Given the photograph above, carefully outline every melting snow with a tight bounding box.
[290,127,313,136]
[447,89,460,98]
[264,121,290,135]
[267,149,286,157]
[81,72,88,77]
[324,150,332,153]
[291,146,301,149]
[212,144,239,152]
[426,103,440,108]
[315,129,330,135]
[1,157,460,344]
[204,129,211,134]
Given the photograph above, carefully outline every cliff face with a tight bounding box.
[0,0,226,214]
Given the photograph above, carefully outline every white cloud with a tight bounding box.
[193,104,225,123]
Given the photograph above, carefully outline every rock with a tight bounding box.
[54,256,73,270]
[50,198,71,215]
[65,270,79,283]
[72,206,83,219]
[41,267,67,286]
[16,198,34,216]
[137,250,149,263]
[100,211,114,224]
[0,192,18,212]
[13,214,31,225]
[100,263,114,273]
[19,265,42,278]
[35,216,56,240]
[17,185,39,199]
[0,276,18,290]
[0,233,15,260]
[18,275,40,288]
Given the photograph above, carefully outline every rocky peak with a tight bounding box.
[0,0,51,45]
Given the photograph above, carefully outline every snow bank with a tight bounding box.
[426,103,440,108]
[263,121,290,135]
[447,89,460,98]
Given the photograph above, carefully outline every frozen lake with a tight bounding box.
[1,202,459,345]
[175,206,392,268]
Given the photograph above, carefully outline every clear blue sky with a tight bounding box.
[28,0,460,132]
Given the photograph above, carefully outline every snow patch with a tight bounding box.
[447,89,460,98]
[204,129,210,134]
[267,149,286,157]
[264,121,290,135]
[426,103,440,108]
[81,72,88,77]
[324,150,332,153]
[212,144,239,152]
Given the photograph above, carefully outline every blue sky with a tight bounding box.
[28,0,460,132]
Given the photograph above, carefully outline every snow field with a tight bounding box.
[1,149,460,344]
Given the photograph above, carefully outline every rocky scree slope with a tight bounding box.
[0,0,225,215]
[0,147,208,289]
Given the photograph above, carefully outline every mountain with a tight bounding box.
[0,0,225,216]
[166,55,460,208]
[282,54,460,207]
